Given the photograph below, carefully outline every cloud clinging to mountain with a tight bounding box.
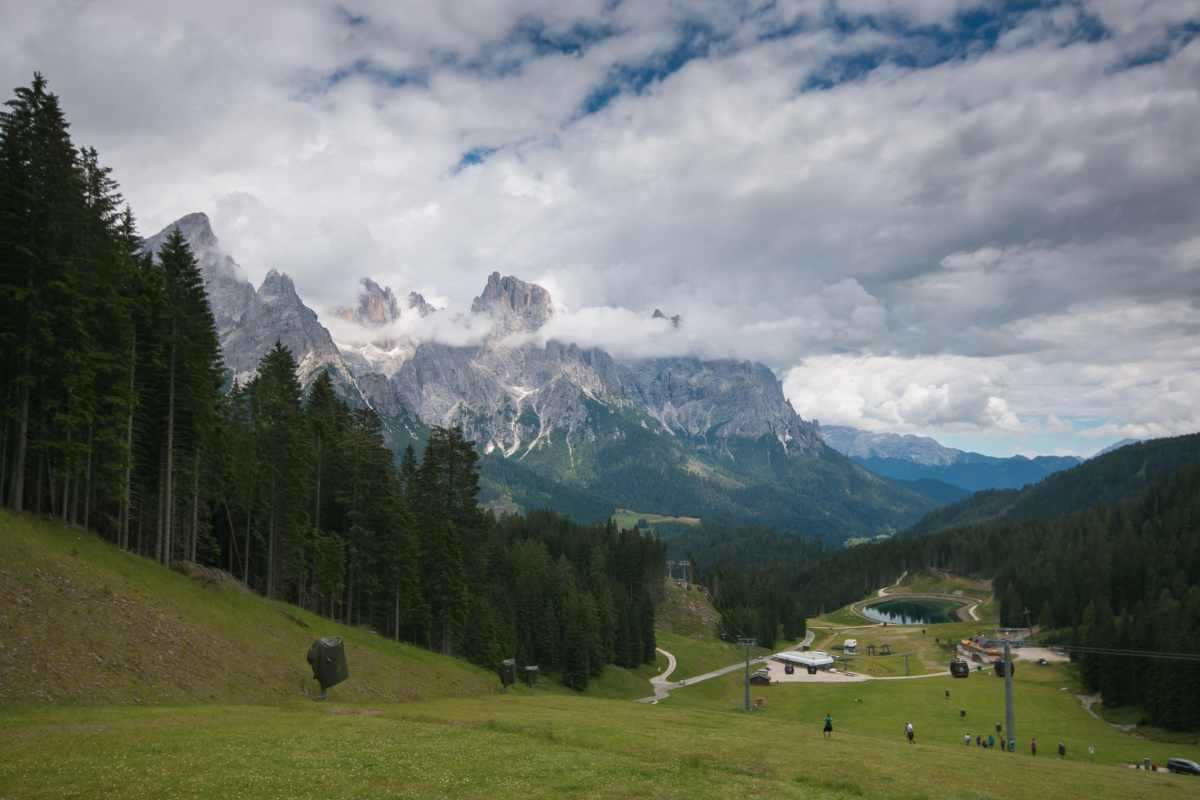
[2,0,1197,455]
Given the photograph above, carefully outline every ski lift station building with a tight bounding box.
[774,650,835,670]
[844,638,858,655]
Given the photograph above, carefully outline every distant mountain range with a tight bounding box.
[819,425,1082,492]
[147,213,949,541]
[902,433,1199,537]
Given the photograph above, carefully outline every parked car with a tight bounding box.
[1168,758,1200,775]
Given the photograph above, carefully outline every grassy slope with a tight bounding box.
[5,688,1199,800]
[651,579,774,681]
[3,522,1200,798]
[611,508,702,530]
[810,620,994,678]
[896,571,993,600]
[0,511,498,705]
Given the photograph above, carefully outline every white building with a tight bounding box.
[844,639,858,655]
[774,650,836,670]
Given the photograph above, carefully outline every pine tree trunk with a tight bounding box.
[61,415,73,524]
[267,475,276,599]
[35,452,45,515]
[8,310,32,513]
[47,464,57,517]
[314,432,321,530]
[346,559,354,626]
[82,425,93,530]
[223,502,237,574]
[163,333,177,565]
[190,450,200,562]
[156,441,166,562]
[0,413,10,508]
[121,333,136,550]
[243,513,252,586]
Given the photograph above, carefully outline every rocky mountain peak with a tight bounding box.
[820,425,962,466]
[258,269,300,304]
[336,277,401,327]
[142,212,255,334]
[652,308,682,328]
[407,291,437,318]
[471,272,553,334]
[172,212,218,249]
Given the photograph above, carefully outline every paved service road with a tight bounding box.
[636,631,815,703]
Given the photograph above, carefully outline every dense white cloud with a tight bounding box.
[783,354,1022,433]
[1,0,1197,455]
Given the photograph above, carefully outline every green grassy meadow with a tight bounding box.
[610,508,702,530]
[5,687,1199,800]
[895,571,993,599]
[3,516,1200,799]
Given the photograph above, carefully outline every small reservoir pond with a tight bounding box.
[862,597,963,625]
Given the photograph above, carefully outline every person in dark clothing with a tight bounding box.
[823,713,833,739]
[1031,737,1038,756]
[1058,742,1066,759]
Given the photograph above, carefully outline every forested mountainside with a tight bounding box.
[902,434,1200,536]
[821,425,1081,492]
[677,440,1200,729]
[0,74,661,690]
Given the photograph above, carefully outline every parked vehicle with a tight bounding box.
[1168,758,1200,775]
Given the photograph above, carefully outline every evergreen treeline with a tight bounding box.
[0,74,663,689]
[669,523,815,648]
[679,446,1200,729]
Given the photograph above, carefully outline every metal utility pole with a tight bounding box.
[1004,639,1016,752]
[738,637,757,711]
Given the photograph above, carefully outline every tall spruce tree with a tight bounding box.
[250,342,308,598]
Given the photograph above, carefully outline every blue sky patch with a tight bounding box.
[335,5,368,28]
[453,145,500,174]
[802,1,1110,92]
[1112,20,1200,71]
[575,19,726,118]
[323,58,429,91]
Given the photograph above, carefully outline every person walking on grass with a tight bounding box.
[823,713,833,739]
[1031,737,1037,757]
[905,722,915,744]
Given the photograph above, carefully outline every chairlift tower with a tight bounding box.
[738,637,757,711]
[665,559,691,587]
[1004,639,1016,751]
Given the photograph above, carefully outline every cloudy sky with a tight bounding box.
[4,0,1199,457]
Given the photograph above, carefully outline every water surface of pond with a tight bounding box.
[862,597,962,624]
